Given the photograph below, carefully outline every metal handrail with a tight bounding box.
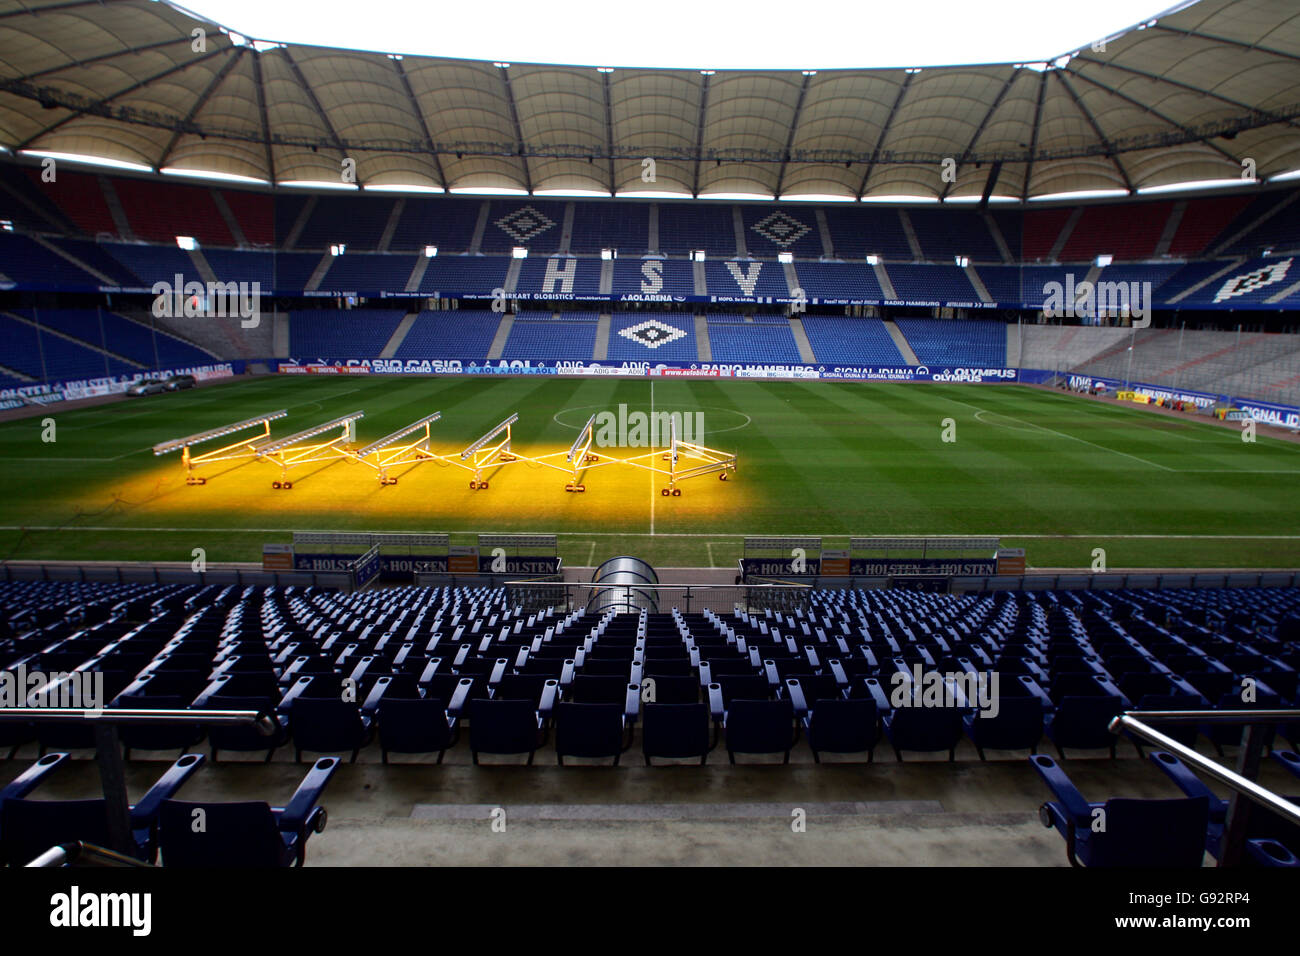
[1110,712,1300,829]
[1115,708,1300,725]
[0,707,275,734]
[27,842,152,868]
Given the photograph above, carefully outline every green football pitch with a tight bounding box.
[1,374,1298,570]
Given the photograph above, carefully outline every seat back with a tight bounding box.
[642,703,710,760]
[726,699,795,755]
[468,698,539,755]
[1086,797,1209,867]
[807,698,879,754]
[554,702,624,759]
[377,697,452,754]
[159,800,284,867]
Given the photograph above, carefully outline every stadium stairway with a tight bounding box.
[487,313,514,360]
[695,315,711,361]
[593,314,611,360]
[883,320,919,364]
[872,261,898,299]
[379,312,420,358]
[788,317,817,364]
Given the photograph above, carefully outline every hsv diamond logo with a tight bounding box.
[495,205,556,243]
[618,318,687,350]
[1213,258,1292,303]
[751,211,811,248]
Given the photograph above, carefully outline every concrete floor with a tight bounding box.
[9,734,1295,866]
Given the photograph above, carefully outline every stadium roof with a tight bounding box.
[0,0,1298,201]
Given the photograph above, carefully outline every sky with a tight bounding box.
[171,0,1190,70]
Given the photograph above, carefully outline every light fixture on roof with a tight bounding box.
[493,62,510,69]
[904,67,922,74]
[699,70,715,76]
[176,236,198,251]
[1095,254,1113,267]
[388,54,403,61]
[597,67,614,73]
[425,245,438,258]
[512,246,528,259]
[801,70,817,76]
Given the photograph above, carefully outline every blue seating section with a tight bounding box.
[500,313,598,360]
[907,209,1001,261]
[571,203,648,256]
[895,318,1006,366]
[15,309,209,370]
[707,318,802,363]
[791,262,884,299]
[886,264,980,302]
[289,309,406,357]
[419,256,509,295]
[607,313,697,361]
[394,310,501,359]
[103,242,200,287]
[704,259,790,297]
[318,253,418,291]
[656,203,735,257]
[0,234,103,290]
[822,206,912,260]
[0,313,135,381]
[611,257,694,296]
[481,201,568,255]
[201,248,276,288]
[44,238,143,287]
[799,317,905,365]
[1169,256,1300,307]
[514,256,603,296]
[385,197,477,253]
[295,196,396,251]
[741,205,822,258]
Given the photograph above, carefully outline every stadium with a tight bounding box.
[0,0,1299,899]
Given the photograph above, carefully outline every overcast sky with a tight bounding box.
[174,0,1186,70]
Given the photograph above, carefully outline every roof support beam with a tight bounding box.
[252,51,275,184]
[0,0,129,18]
[280,48,346,155]
[16,46,227,149]
[18,36,190,83]
[1020,73,1048,201]
[1056,72,1134,192]
[1070,55,1300,132]
[978,160,1003,208]
[1150,23,1300,67]
[857,71,913,199]
[691,73,711,198]
[602,71,616,196]
[156,48,244,169]
[1066,67,1240,165]
[941,67,1020,200]
[498,64,532,193]
[393,57,447,189]
[774,73,811,199]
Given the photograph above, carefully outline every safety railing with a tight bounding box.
[1110,708,1300,866]
[0,708,271,858]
